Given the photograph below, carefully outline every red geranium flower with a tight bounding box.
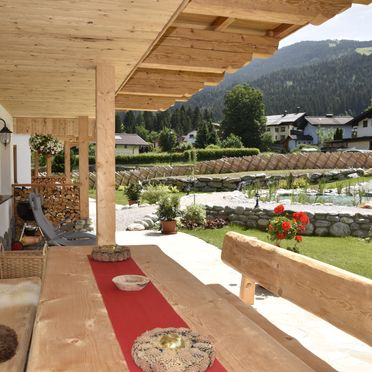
[295,235,303,242]
[276,232,286,240]
[297,224,305,232]
[293,212,309,225]
[281,221,291,231]
[268,224,273,231]
[274,204,285,214]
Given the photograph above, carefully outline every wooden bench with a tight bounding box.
[221,232,372,349]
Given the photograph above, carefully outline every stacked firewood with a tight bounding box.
[14,185,80,227]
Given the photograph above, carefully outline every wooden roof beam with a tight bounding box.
[131,68,225,86]
[183,0,352,26]
[115,94,183,111]
[119,78,205,97]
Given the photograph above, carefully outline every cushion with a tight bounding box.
[0,325,18,363]
[0,277,41,372]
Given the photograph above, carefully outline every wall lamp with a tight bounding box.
[0,118,12,147]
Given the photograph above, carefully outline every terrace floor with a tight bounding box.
[115,230,372,371]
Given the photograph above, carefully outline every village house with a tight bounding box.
[115,133,149,155]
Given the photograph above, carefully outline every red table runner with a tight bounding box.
[89,257,226,371]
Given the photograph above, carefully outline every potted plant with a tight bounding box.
[157,194,181,234]
[124,182,143,205]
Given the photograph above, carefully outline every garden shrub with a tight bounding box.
[204,218,227,229]
[292,177,309,189]
[181,204,206,229]
[88,147,260,165]
[141,184,179,204]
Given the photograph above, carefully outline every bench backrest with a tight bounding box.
[222,231,372,346]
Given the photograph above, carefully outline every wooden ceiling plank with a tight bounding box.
[183,0,352,26]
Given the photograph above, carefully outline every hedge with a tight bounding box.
[87,147,259,165]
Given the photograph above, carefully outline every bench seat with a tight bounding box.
[0,277,41,372]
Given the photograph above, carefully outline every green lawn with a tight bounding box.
[323,176,372,190]
[89,189,129,205]
[181,225,372,279]
[89,189,186,205]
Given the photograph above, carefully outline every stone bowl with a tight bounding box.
[112,275,150,291]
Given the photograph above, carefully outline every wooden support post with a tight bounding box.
[79,117,89,220]
[95,64,116,247]
[64,142,71,184]
[240,275,256,305]
[46,154,52,176]
[34,151,39,178]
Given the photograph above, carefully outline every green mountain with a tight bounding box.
[178,40,372,120]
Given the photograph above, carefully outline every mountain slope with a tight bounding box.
[179,40,372,119]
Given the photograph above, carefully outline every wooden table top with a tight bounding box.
[27,246,312,372]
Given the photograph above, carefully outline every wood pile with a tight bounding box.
[31,176,67,185]
[14,184,80,231]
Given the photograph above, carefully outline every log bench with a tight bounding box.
[220,231,372,367]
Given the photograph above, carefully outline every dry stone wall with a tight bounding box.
[206,205,372,238]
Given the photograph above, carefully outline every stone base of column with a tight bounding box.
[91,245,131,262]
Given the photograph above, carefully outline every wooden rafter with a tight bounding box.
[210,17,236,31]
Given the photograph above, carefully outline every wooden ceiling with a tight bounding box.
[1,0,371,118]
[117,0,372,112]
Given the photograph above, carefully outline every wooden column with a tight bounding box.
[64,142,71,184]
[96,64,116,247]
[46,154,52,176]
[34,151,39,178]
[79,117,89,220]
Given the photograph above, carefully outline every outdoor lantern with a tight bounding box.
[0,118,12,147]
[254,192,260,209]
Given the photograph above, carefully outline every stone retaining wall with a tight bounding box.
[143,168,366,193]
[206,205,372,238]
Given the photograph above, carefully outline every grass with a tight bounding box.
[89,189,129,205]
[323,176,372,190]
[89,189,186,205]
[181,225,372,279]
[356,47,372,56]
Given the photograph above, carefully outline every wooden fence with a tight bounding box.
[86,152,372,188]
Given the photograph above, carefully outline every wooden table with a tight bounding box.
[27,246,313,372]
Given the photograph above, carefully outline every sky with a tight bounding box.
[279,4,372,48]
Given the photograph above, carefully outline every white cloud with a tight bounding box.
[279,4,372,48]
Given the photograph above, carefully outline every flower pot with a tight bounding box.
[128,199,139,206]
[161,220,177,235]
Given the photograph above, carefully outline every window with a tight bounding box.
[266,127,270,132]
[363,120,368,128]
[280,127,285,132]
[275,128,279,133]
[281,135,285,140]
[189,134,194,138]
[275,135,278,140]
[124,145,128,149]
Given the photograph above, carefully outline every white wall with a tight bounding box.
[357,118,372,137]
[0,104,14,244]
[304,124,352,145]
[13,134,32,184]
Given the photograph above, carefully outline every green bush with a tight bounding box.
[141,184,179,204]
[292,177,309,189]
[157,194,181,221]
[87,147,260,166]
[182,204,206,228]
[124,182,143,201]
